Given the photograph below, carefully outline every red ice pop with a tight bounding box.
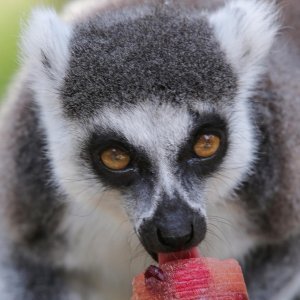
[132,248,249,300]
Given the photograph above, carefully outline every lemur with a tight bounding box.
[0,0,300,299]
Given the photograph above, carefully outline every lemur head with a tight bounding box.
[22,0,278,258]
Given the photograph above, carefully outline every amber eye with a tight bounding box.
[100,147,131,170]
[193,134,221,158]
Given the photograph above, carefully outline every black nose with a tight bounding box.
[157,225,193,249]
[139,196,207,254]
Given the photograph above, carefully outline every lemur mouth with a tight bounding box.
[150,247,200,264]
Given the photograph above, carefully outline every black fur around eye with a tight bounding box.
[177,114,228,176]
[81,130,155,189]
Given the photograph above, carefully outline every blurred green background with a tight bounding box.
[0,0,66,99]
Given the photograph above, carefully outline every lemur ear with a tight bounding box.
[21,8,72,88]
[209,0,279,77]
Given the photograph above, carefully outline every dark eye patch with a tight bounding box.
[177,113,228,177]
[80,129,155,189]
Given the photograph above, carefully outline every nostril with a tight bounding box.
[157,225,194,250]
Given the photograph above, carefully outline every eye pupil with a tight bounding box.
[100,147,130,170]
[194,134,220,158]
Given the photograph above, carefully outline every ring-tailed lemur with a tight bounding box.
[1,0,300,299]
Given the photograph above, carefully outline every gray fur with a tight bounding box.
[0,76,72,298]
[0,0,300,299]
[3,86,66,259]
[243,235,300,300]
[238,79,292,239]
[61,3,237,119]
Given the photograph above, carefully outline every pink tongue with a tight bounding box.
[158,247,200,265]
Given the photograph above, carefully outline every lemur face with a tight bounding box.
[80,103,230,256]
[62,8,238,256]
[22,1,277,257]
